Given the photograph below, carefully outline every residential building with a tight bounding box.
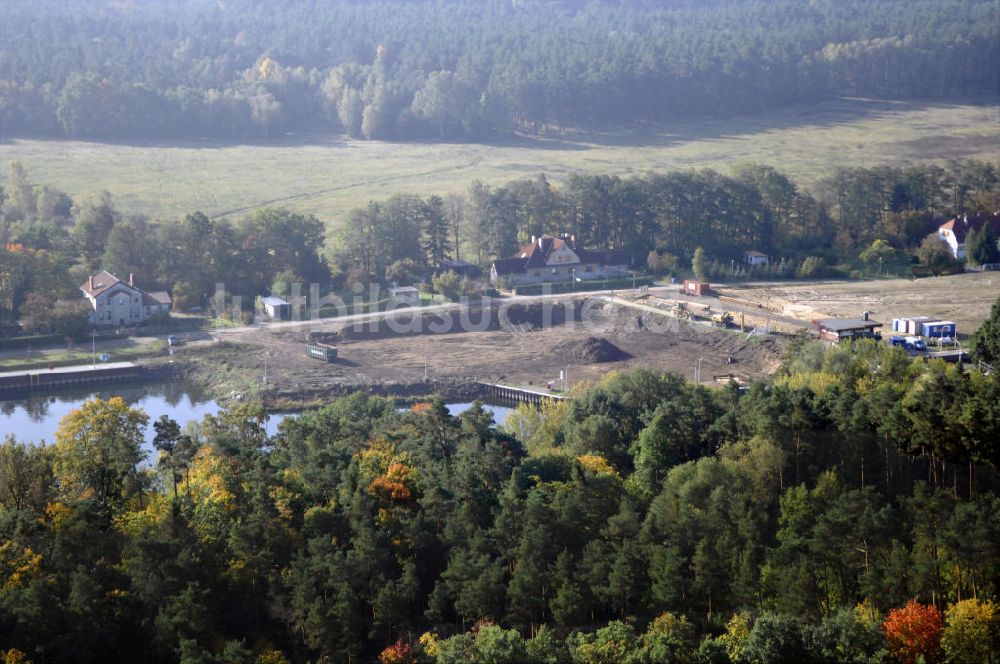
[816,316,883,342]
[80,271,171,327]
[937,212,1000,259]
[744,250,769,266]
[489,234,629,286]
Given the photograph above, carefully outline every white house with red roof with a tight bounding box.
[80,271,172,327]
[489,234,629,286]
[937,212,1000,259]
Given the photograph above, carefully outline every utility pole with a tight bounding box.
[424,355,429,381]
[263,354,268,386]
[92,331,96,368]
[696,356,704,383]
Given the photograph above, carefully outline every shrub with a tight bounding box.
[796,256,827,279]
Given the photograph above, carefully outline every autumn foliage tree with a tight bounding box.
[52,397,147,509]
[942,599,998,664]
[378,638,414,664]
[883,600,944,664]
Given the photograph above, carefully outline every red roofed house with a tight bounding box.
[80,271,172,327]
[490,234,629,287]
[937,212,1000,260]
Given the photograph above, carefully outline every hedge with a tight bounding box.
[513,276,653,296]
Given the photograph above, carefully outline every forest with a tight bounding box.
[2,158,998,333]
[2,322,1000,662]
[0,0,997,141]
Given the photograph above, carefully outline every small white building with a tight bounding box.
[744,250,769,266]
[80,271,171,327]
[390,286,421,306]
[262,296,291,320]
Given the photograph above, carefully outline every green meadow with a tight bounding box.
[2,97,998,228]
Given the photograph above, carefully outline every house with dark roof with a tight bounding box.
[80,271,172,327]
[489,234,629,287]
[937,212,1000,259]
[816,316,882,343]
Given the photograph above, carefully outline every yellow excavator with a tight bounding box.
[711,310,734,327]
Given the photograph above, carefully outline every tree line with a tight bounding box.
[1,331,999,662]
[0,0,997,141]
[2,159,997,333]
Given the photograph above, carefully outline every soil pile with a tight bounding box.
[308,331,341,345]
[558,336,631,363]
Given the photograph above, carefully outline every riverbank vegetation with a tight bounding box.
[1,1,996,142]
[1,332,998,662]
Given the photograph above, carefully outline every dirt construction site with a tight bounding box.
[716,271,999,337]
[175,298,784,405]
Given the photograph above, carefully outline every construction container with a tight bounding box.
[305,343,338,362]
[683,279,710,296]
[892,316,938,335]
[922,321,956,338]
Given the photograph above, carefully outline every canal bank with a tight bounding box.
[0,362,176,399]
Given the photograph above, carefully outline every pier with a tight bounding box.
[477,382,572,406]
[0,362,166,398]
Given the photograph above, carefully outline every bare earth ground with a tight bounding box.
[717,272,999,336]
[175,302,784,404]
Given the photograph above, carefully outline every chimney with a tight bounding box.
[570,234,576,244]
[538,237,543,249]
[863,311,869,321]
[89,275,94,291]
[129,273,135,287]
[963,214,968,224]
[530,235,536,244]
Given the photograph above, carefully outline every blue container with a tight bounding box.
[922,321,956,338]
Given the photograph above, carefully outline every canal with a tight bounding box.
[0,380,513,457]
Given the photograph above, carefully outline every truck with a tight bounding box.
[305,343,338,362]
[889,335,926,351]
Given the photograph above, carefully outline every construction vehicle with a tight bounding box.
[672,302,691,319]
[711,311,734,327]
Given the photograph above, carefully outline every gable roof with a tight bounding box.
[939,212,1000,243]
[143,291,172,306]
[512,235,577,269]
[492,256,529,276]
[492,234,629,275]
[80,270,126,298]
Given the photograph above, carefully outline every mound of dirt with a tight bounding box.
[308,331,341,345]
[557,336,631,363]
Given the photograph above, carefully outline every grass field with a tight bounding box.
[1,97,998,228]
[0,339,167,372]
